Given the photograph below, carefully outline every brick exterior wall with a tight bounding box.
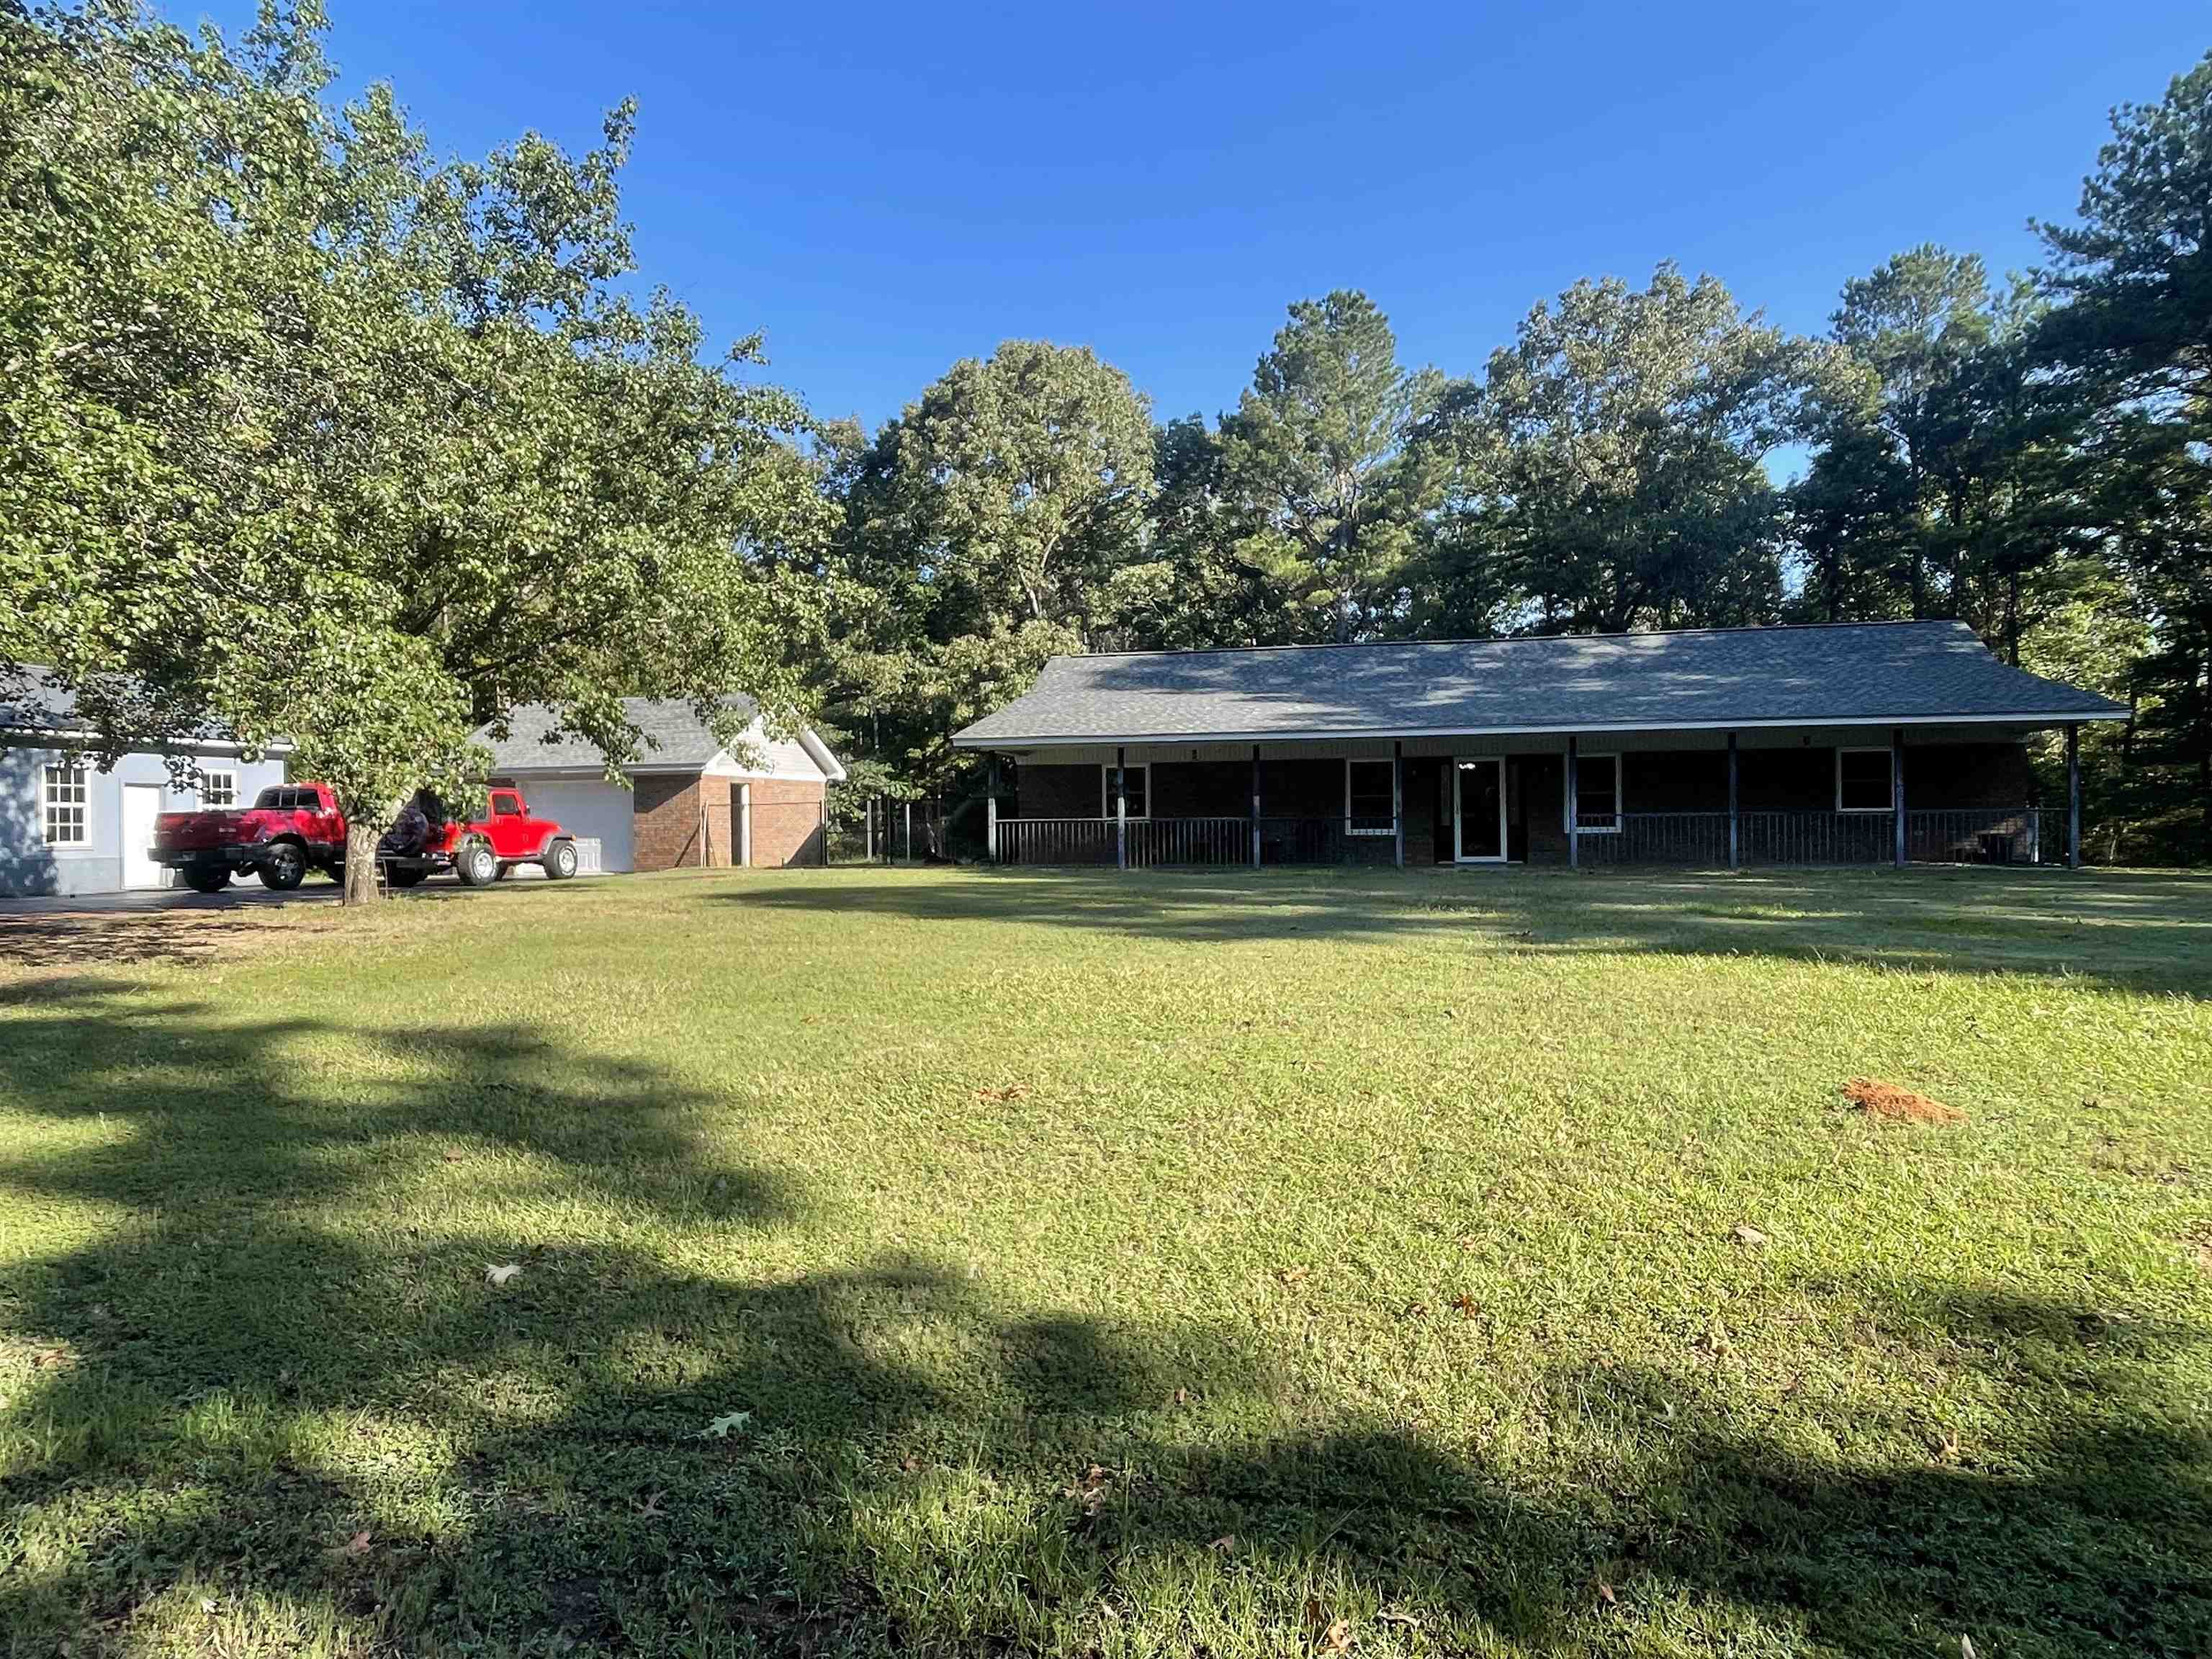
[633,774,709,871]
[629,773,824,871]
[747,777,827,868]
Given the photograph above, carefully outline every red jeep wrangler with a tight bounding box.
[378,786,578,887]
[153,782,346,892]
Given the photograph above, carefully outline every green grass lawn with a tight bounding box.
[2,865,2209,1657]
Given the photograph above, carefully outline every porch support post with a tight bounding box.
[986,754,999,864]
[1726,732,1740,871]
[1251,745,1262,868]
[1892,726,1906,869]
[1115,745,1128,871]
[2067,722,2082,870]
[1566,734,1579,868]
[1393,740,1404,868]
[904,800,912,863]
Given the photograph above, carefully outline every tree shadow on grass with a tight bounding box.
[721,866,2212,997]
[0,986,2205,1654]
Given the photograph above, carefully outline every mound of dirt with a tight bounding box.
[1843,1076,1963,1125]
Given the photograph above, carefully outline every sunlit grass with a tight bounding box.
[1,865,2207,1656]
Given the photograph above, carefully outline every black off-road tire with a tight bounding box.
[385,865,428,889]
[453,840,497,887]
[541,839,578,881]
[181,867,230,894]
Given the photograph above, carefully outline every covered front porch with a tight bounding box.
[982,723,2087,871]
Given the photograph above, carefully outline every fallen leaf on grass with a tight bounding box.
[1277,1264,1309,1285]
[1731,1223,1768,1248]
[1208,1534,1237,1555]
[975,1084,1030,1103]
[483,1264,522,1287]
[1595,1579,1617,1608]
[699,1410,752,1439]
[632,1492,665,1519]
[331,1530,372,1558]
[1401,1300,1430,1318]
[1842,1077,1963,1125]
[1065,1462,1112,1516]
[1304,1599,1355,1653]
[441,1147,465,1163]
[31,1346,73,1370]
[1447,1292,1479,1320]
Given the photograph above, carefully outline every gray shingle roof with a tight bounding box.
[477,697,845,781]
[953,621,2126,746]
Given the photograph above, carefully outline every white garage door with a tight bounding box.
[514,780,634,873]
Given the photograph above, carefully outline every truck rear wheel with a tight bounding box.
[385,865,428,888]
[181,868,230,894]
[454,840,497,887]
[258,842,306,891]
[542,839,578,881]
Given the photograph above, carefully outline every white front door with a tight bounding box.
[121,783,165,889]
[1452,758,1506,863]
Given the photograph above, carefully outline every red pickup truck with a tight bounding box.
[153,782,347,892]
[153,783,577,893]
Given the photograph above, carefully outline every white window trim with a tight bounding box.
[1099,762,1149,820]
[1836,746,1894,814]
[1344,757,1396,835]
[202,768,238,808]
[1567,751,1622,833]
[42,761,90,847]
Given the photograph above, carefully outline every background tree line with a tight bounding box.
[5,5,2210,879]
[793,53,2212,864]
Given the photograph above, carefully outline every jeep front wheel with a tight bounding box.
[541,839,578,881]
[454,840,497,887]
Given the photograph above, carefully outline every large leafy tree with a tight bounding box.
[2034,49,2212,853]
[1218,291,1447,641]
[1792,247,2082,651]
[1445,265,1811,632]
[788,341,1152,805]
[0,1,822,902]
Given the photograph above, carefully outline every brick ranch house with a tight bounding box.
[480,698,844,873]
[953,621,2126,870]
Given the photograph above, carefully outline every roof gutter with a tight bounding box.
[0,724,297,757]
[953,707,2129,749]
[797,727,848,783]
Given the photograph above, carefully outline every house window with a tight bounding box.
[1345,758,1395,834]
[1574,752,1622,832]
[1100,763,1148,819]
[202,769,238,808]
[42,763,88,845]
[1837,747,1894,813]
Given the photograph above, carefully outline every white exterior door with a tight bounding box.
[513,780,634,873]
[120,783,165,889]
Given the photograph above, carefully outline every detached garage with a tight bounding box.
[476,698,845,873]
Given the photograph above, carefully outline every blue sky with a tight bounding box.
[203,1,2208,433]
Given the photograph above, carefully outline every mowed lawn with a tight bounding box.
[1,866,2209,1658]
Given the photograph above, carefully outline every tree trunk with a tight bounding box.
[342,818,382,907]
